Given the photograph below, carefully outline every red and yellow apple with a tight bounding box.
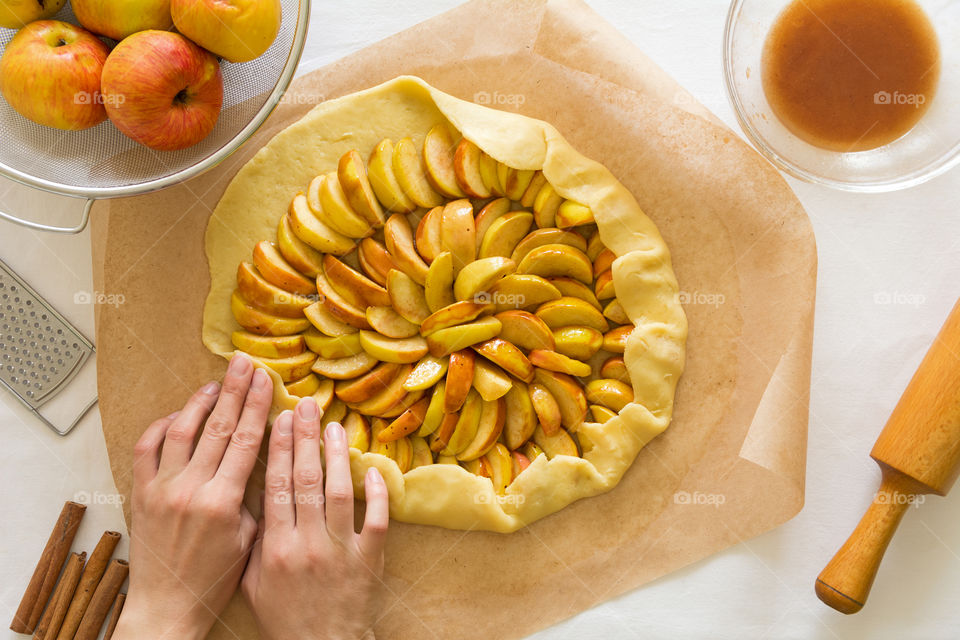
[0,0,67,29]
[171,0,281,63]
[72,0,173,41]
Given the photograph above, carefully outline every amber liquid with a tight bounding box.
[762,0,941,152]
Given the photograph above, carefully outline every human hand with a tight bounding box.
[241,397,390,640]
[113,353,272,640]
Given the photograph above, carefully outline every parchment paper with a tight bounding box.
[91,1,816,638]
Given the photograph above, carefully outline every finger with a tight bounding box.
[264,411,295,531]
[189,353,255,479]
[216,367,273,490]
[159,381,221,474]
[322,422,355,544]
[241,515,264,605]
[292,397,325,532]
[132,411,178,487]
[358,467,389,562]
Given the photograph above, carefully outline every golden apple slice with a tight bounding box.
[316,270,371,329]
[474,197,512,250]
[348,364,414,415]
[323,254,390,307]
[429,412,460,453]
[338,149,385,227]
[253,241,316,296]
[369,419,396,460]
[303,329,363,359]
[321,398,347,427]
[590,405,618,424]
[517,243,593,285]
[393,136,444,208]
[403,355,449,391]
[534,368,588,429]
[425,316,502,357]
[520,171,548,208]
[388,436,414,472]
[231,291,310,336]
[550,276,602,310]
[440,199,477,276]
[384,213,430,285]
[304,302,357,337]
[359,330,429,364]
[536,297,609,332]
[277,214,326,278]
[600,356,631,384]
[593,248,616,276]
[237,262,313,318]
[288,192,354,256]
[335,362,402,404]
[256,351,318,383]
[483,442,514,494]
[595,269,615,301]
[422,123,465,199]
[424,251,456,312]
[479,151,505,196]
[453,256,516,302]
[418,381,446,437]
[489,274,561,312]
[443,389,483,455]
[420,300,494,336]
[343,412,372,452]
[462,456,493,478]
[358,237,399,286]
[503,167,536,201]
[533,425,579,459]
[386,269,431,324]
[411,436,434,468]
[603,298,629,325]
[533,182,564,228]
[512,450,532,477]
[603,325,633,353]
[529,349,592,378]
[453,138,490,199]
[503,380,537,450]
[521,441,545,462]
[285,373,321,397]
[378,397,430,442]
[553,326,603,361]
[379,384,428,419]
[316,172,374,238]
[556,200,595,228]
[528,382,562,435]
[510,228,588,264]
[232,331,305,359]
[313,378,336,414]
[366,306,420,339]
[494,310,555,351]
[443,349,475,413]
[368,139,417,213]
[414,205,444,262]
[473,338,534,382]
[311,352,379,380]
[586,230,605,261]
[478,211,533,260]
[436,454,459,465]
[471,358,512,401]
[585,379,634,412]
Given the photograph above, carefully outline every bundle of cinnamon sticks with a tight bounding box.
[9,501,129,640]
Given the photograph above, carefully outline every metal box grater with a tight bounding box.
[0,258,97,435]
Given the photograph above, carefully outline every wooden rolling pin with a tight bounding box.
[816,299,960,613]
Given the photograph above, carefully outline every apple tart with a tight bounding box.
[202,76,686,532]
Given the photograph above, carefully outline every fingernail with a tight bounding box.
[202,381,220,395]
[251,368,270,390]
[297,397,318,420]
[276,411,293,435]
[367,467,384,485]
[229,352,251,375]
[326,422,345,442]
[167,410,181,420]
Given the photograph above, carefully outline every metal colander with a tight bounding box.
[0,1,310,233]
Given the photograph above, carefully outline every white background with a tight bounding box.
[2,1,960,638]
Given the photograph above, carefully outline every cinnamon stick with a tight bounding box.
[31,552,85,640]
[10,501,86,633]
[56,531,121,640]
[102,592,125,640]
[73,559,129,640]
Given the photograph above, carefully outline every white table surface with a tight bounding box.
[3,1,960,638]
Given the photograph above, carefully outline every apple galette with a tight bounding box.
[202,77,686,532]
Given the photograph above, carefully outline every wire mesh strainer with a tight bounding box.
[0,1,310,233]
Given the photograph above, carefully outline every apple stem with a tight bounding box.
[173,89,190,105]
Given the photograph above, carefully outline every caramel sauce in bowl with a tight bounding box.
[724,0,960,191]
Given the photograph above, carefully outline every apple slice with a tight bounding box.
[303,329,363,359]
[603,299,630,325]
[311,352,379,380]
[533,425,579,459]
[422,123,466,199]
[478,211,533,260]
[593,248,616,276]
[479,151,505,196]
[489,274,561,312]
[368,139,416,213]
[595,269,615,301]
[585,379,634,412]
[549,277,602,310]
[436,454,459,465]
[512,450,532,477]
[313,378,336,414]
[474,197,512,250]
[473,338,534,382]
[483,442,515,494]
[443,388,483,455]
[403,355,448,391]
[521,441,545,462]
[285,373,322,397]
[384,213,430,285]
[462,456,493,478]
[528,349,592,378]
[386,269,431,324]
[321,398,347,427]
[536,297,609,332]
[471,358,512,401]
[440,199,476,276]
[393,136,444,208]
[555,200,595,228]
[338,149,385,226]
[231,291,310,336]
[503,168,536,201]
[510,228,589,264]
[342,412,372,452]
[348,364,414,416]
[453,257,516,302]
[520,171,548,208]
[533,368,588,429]
[429,412,460,453]
[253,241,316,296]
[517,243,593,285]
[420,300,494,336]
[384,435,414,472]
[232,331,305,358]
[600,356,631,384]
[316,270,371,329]
[424,251,456,312]
[323,255,390,307]
[277,214,325,278]
[369,419,396,461]
[358,237,399,286]
[288,192,354,256]
[503,380,537,450]
[237,262,313,317]
[359,330,429,364]
[425,316,502,357]
[255,351,317,383]
[366,306,420,339]
[494,310,555,351]
[415,205,444,262]
[533,182,564,228]
[552,326,603,361]
[457,397,505,461]
[334,362,402,404]
[443,349,475,412]
[586,230,605,261]
[304,302,357,337]
[590,405,618,424]
[318,171,374,238]
[378,397,430,442]
[453,138,490,199]
[603,325,633,353]
[411,436,434,468]
[529,382,563,435]
[418,381,446,437]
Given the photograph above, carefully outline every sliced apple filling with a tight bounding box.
[228,123,636,494]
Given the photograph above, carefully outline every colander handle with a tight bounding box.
[0,197,94,234]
